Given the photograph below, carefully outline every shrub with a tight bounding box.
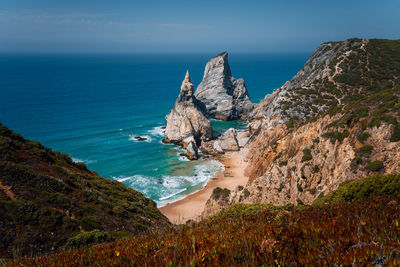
[65,230,114,249]
[80,216,101,231]
[312,165,320,172]
[297,183,303,192]
[243,189,250,198]
[357,131,371,143]
[285,119,294,129]
[313,174,399,205]
[301,149,312,162]
[322,130,350,143]
[357,144,373,156]
[390,124,400,142]
[212,187,231,202]
[279,160,288,167]
[278,183,285,192]
[237,185,244,191]
[351,157,363,166]
[367,160,384,172]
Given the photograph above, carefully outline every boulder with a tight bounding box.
[200,128,240,154]
[182,136,199,160]
[217,128,240,151]
[164,70,212,146]
[195,52,253,120]
[236,131,251,148]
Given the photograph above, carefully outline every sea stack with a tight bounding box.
[164,71,212,159]
[195,52,253,120]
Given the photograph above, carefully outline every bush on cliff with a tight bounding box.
[65,230,115,249]
[313,174,400,205]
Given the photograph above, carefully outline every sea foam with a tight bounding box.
[148,126,166,136]
[112,159,224,207]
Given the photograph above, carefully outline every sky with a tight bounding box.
[0,0,399,53]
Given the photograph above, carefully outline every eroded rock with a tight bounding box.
[164,71,212,147]
[195,52,253,120]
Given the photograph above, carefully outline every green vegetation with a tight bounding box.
[312,165,320,172]
[367,160,385,172]
[211,187,231,203]
[314,174,399,205]
[351,157,363,167]
[322,130,349,143]
[0,123,169,259]
[357,131,371,143]
[391,123,400,142]
[243,188,250,198]
[279,160,288,166]
[357,144,374,156]
[65,230,115,249]
[285,119,295,129]
[301,148,312,162]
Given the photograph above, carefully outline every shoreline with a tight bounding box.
[159,149,249,224]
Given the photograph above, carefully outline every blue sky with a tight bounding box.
[0,0,399,53]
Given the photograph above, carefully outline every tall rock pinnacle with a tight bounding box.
[164,71,212,159]
[195,52,253,120]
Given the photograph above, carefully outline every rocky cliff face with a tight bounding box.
[195,52,253,120]
[203,38,400,217]
[164,71,212,159]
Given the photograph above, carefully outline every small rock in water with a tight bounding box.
[134,136,148,141]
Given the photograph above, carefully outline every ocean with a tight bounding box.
[0,53,309,206]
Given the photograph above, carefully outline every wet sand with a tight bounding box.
[159,150,248,224]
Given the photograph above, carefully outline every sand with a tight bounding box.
[159,149,248,224]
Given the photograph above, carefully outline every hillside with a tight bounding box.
[0,123,170,259]
[203,38,400,215]
[13,174,400,266]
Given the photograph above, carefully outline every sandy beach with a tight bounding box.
[159,149,249,224]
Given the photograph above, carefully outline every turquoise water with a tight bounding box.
[0,53,309,205]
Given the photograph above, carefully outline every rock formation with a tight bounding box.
[195,52,253,120]
[164,71,212,159]
[200,128,251,155]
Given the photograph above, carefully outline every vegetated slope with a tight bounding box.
[202,39,400,215]
[250,38,400,129]
[0,123,170,259]
[14,174,400,266]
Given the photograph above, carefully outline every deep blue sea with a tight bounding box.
[0,53,309,206]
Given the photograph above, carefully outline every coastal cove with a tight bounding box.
[0,53,308,206]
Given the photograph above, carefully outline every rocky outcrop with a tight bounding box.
[200,128,251,155]
[164,71,212,156]
[195,52,253,120]
[182,136,199,160]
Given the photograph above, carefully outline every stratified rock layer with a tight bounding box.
[195,52,253,120]
[164,71,212,159]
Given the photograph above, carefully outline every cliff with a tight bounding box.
[0,123,170,259]
[203,38,400,216]
[195,52,253,120]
